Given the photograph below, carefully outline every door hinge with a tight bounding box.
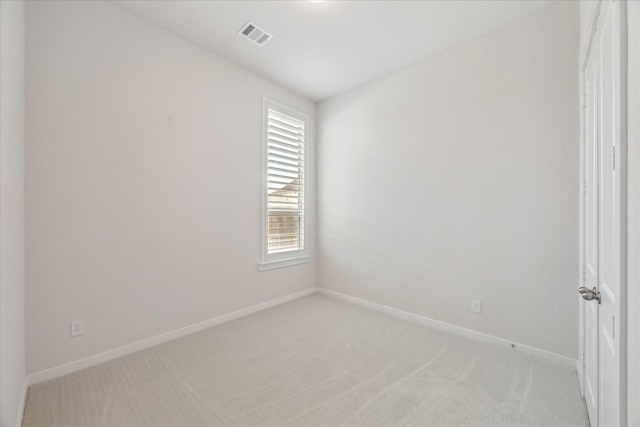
[582,267,586,282]
[582,94,586,109]
[582,180,587,196]
[612,145,616,171]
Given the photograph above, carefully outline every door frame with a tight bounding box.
[625,1,639,424]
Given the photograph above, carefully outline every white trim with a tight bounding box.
[258,256,310,271]
[626,1,640,423]
[27,288,317,385]
[576,349,585,396]
[580,0,602,71]
[318,288,578,369]
[577,20,588,399]
[13,379,28,427]
[576,358,585,394]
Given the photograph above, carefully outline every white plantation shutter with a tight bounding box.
[266,107,305,254]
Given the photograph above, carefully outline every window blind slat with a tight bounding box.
[268,187,303,193]
[268,134,303,147]
[269,207,302,212]
[268,177,302,184]
[268,165,304,175]
[268,141,302,155]
[269,112,305,129]
[268,193,302,200]
[269,203,302,210]
[268,172,298,181]
[268,133,304,147]
[268,122,303,135]
[268,185,301,192]
[269,110,305,128]
[268,140,304,153]
[268,159,302,168]
[269,175,301,183]
[268,202,302,208]
[269,236,301,241]
[269,118,303,133]
[268,148,300,161]
[268,185,302,193]
[268,183,302,191]
[268,152,301,165]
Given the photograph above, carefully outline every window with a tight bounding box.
[259,99,309,270]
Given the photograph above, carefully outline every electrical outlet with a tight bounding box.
[71,319,85,337]
[471,300,481,314]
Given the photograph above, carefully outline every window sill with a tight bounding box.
[258,256,310,271]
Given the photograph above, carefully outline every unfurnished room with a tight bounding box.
[1,0,639,426]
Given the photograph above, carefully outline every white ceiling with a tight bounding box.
[109,0,557,102]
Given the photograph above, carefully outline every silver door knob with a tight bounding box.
[579,286,601,304]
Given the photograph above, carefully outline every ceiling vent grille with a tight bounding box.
[238,21,273,46]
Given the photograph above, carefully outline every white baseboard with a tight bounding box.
[27,286,576,387]
[318,288,577,369]
[14,378,28,427]
[576,358,585,397]
[27,287,317,385]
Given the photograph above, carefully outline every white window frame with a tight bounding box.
[259,99,309,271]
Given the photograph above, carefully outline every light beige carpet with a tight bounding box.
[23,293,590,426]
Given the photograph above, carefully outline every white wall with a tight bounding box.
[318,2,579,358]
[0,0,26,425]
[25,0,315,375]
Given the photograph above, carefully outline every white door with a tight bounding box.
[581,1,626,426]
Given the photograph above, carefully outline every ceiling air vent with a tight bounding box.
[238,21,273,46]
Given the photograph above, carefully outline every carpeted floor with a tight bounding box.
[22,293,590,426]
